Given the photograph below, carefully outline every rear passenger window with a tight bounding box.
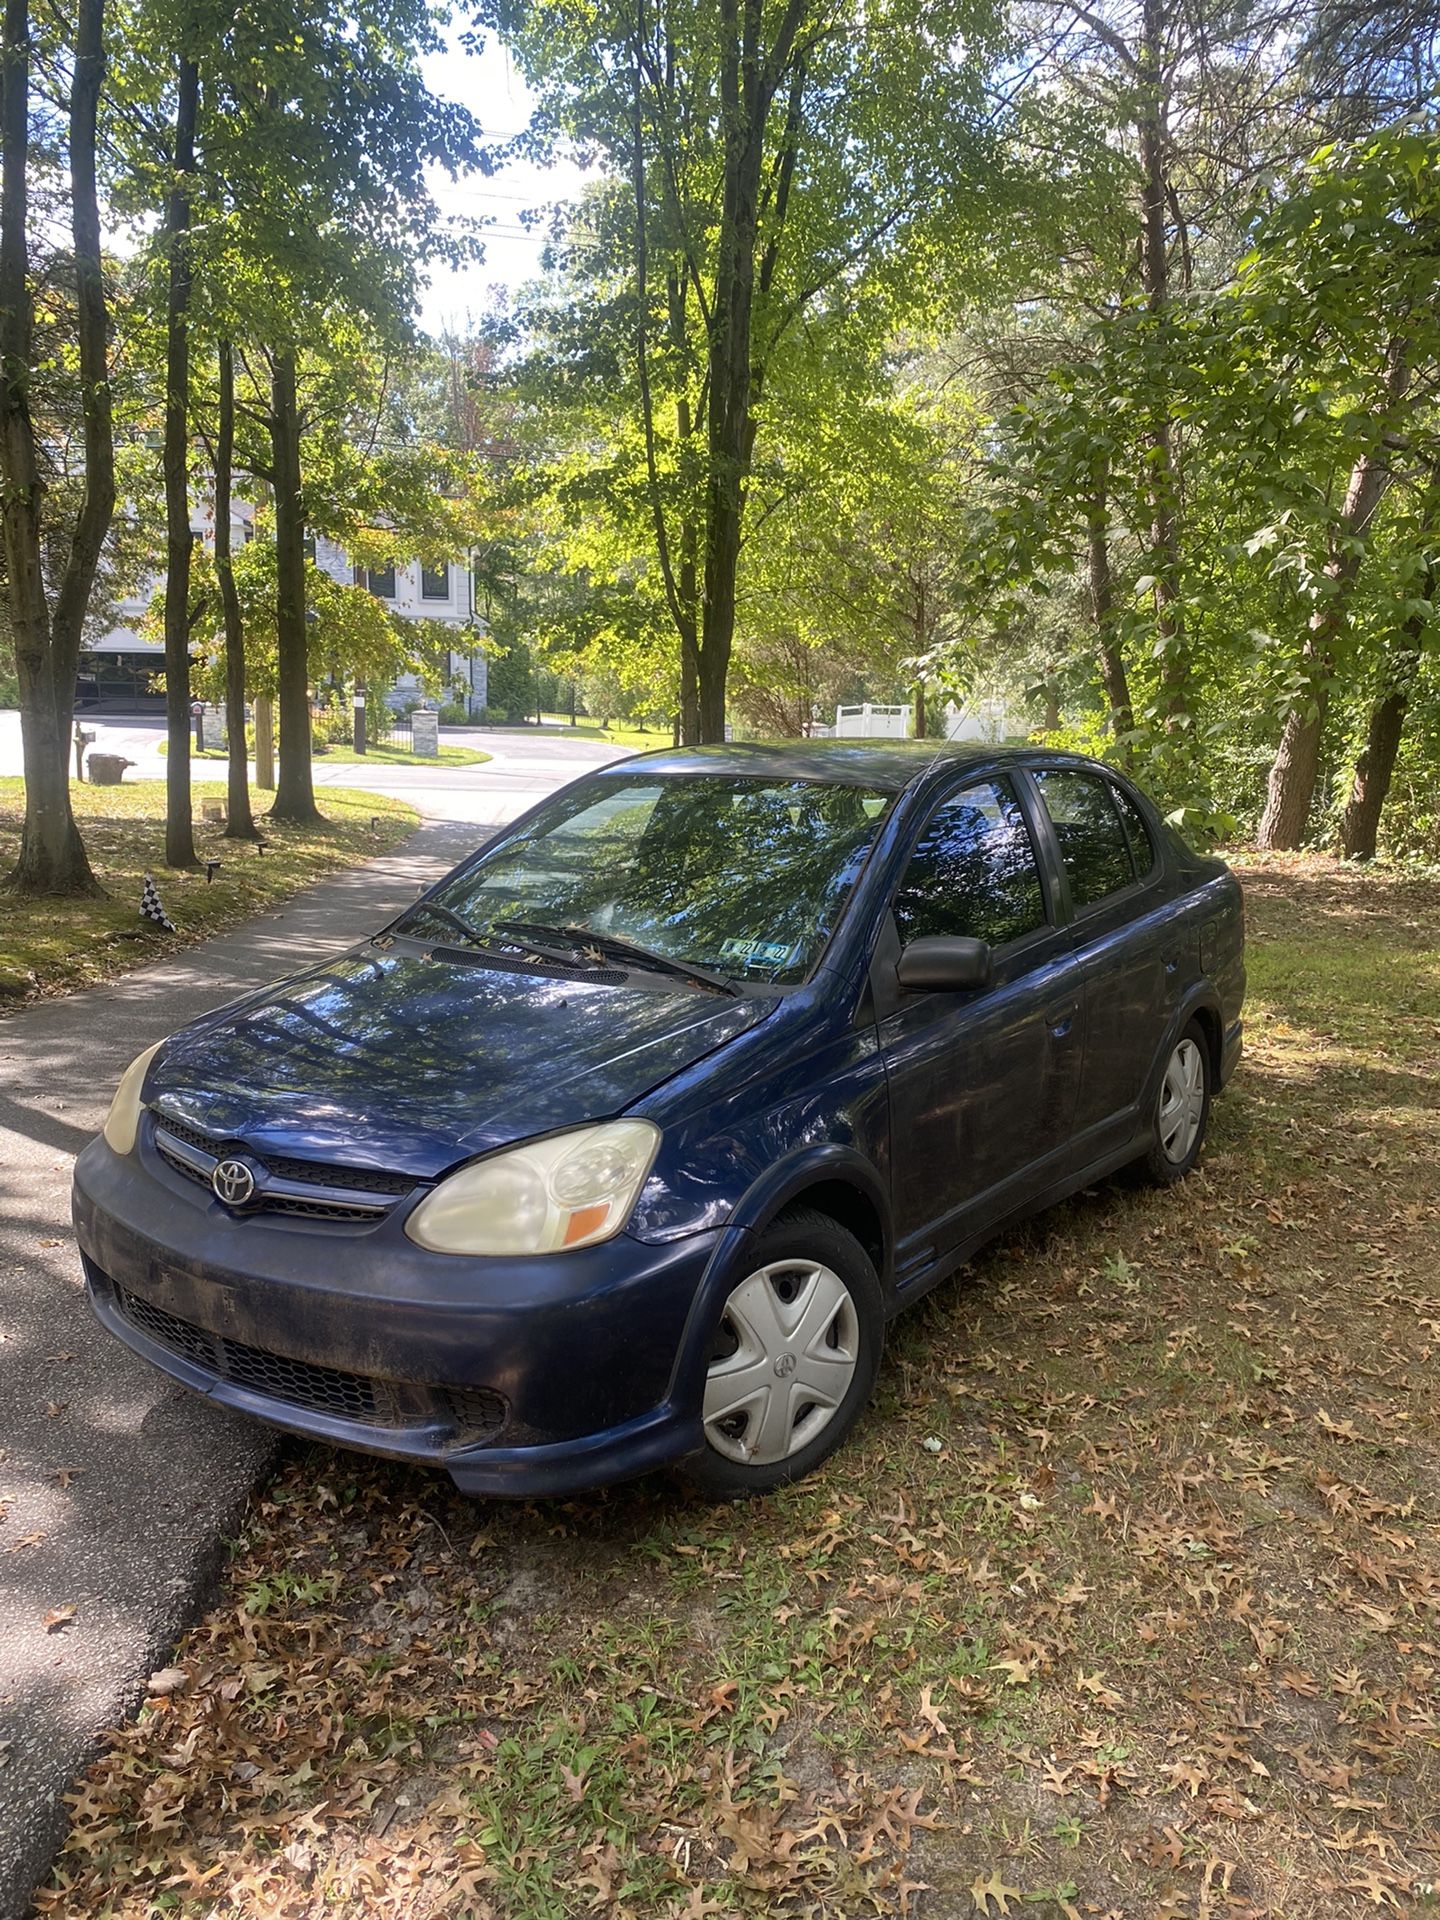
[1110,784,1157,877]
[1036,770,1136,908]
[894,779,1047,948]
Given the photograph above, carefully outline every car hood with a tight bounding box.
[144,945,774,1179]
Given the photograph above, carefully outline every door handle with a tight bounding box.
[1164,954,1180,975]
[1046,1004,1078,1040]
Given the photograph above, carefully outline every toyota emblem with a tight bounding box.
[211,1158,256,1208]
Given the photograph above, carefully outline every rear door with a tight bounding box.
[877,775,1085,1284]
[1029,768,1193,1157]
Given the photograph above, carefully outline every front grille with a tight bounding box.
[443,1386,508,1441]
[155,1135,216,1192]
[259,1153,414,1195]
[221,1338,379,1421]
[149,1109,417,1223]
[110,1284,509,1446]
[121,1289,220,1370]
[115,1283,388,1424]
[263,1195,395,1224]
[151,1113,235,1158]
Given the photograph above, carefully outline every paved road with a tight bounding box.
[0,727,626,1918]
[0,712,630,831]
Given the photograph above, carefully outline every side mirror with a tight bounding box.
[896,935,993,993]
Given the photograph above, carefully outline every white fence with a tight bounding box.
[834,702,913,739]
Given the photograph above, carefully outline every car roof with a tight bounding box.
[615,738,1092,793]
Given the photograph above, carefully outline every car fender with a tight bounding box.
[1142,980,1225,1111]
[662,1143,892,1438]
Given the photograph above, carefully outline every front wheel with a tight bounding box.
[1137,1020,1212,1185]
[682,1208,884,1498]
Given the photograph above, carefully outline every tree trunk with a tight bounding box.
[215,341,258,840]
[697,0,803,744]
[1337,684,1408,860]
[1257,337,1412,850]
[679,510,702,741]
[1336,513,1437,859]
[1257,662,1329,849]
[1135,0,1186,721]
[0,0,112,895]
[1087,467,1134,756]
[162,52,199,868]
[630,47,701,744]
[269,348,320,823]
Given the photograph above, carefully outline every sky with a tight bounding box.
[416,25,596,336]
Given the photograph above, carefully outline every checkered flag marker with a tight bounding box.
[139,872,176,934]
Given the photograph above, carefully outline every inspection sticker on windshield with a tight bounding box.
[719,937,797,968]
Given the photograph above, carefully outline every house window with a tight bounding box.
[421,563,450,601]
[367,565,396,599]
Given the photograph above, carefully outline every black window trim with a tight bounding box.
[420,562,450,601]
[1106,774,1162,884]
[889,769,1060,964]
[1029,763,1156,922]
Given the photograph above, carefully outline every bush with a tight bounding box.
[437,700,469,725]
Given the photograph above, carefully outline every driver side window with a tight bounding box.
[893,779,1047,948]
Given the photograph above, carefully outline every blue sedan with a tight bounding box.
[73,742,1245,1497]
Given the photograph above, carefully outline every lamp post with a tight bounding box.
[353,681,367,754]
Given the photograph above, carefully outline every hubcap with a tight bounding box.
[1159,1037,1205,1163]
[702,1259,860,1466]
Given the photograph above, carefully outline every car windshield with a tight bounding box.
[419,773,894,985]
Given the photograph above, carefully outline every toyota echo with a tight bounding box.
[73,741,1245,1497]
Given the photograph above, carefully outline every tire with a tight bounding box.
[681,1207,885,1498]
[1137,1019,1212,1185]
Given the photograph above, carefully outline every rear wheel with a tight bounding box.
[683,1208,884,1497]
[1138,1020,1212,1185]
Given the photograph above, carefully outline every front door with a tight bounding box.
[878,775,1084,1286]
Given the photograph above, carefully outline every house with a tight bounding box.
[78,498,487,715]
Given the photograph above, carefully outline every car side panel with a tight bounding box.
[628,984,894,1254]
[1196,873,1247,1082]
[878,942,1084,1279]
[1067,883,1197,1158]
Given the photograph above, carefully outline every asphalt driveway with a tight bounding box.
[0,731,627,1918]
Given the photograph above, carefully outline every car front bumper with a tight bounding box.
[72,1132,724,1496]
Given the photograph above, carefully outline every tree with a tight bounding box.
[1206,127,1440,848]
[0,0,115,895]
[160,46,200,867]
[212,338,257,839]
[483,0,1007,739]
[119,0,484,824]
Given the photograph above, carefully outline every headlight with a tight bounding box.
[102,1041,164,1155]
[405,1120,661,1256]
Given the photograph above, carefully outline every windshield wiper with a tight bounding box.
[393,902,577,969]
[392,898,489,946]
[491,920,739,996]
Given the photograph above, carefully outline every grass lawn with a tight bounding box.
[492,713,671,750]
[168,742,492,768]
[0,779,419,1009]
[37,858,1440,1919]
